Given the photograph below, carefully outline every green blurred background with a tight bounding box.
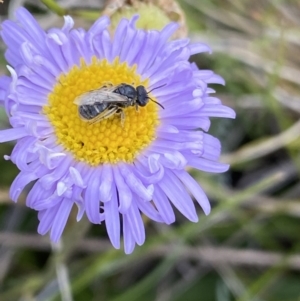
[1,0,300,300]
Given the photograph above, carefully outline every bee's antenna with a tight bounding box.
[148,97,165,109]
[147,84,166,94]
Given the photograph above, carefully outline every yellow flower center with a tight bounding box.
[43,57,159,165]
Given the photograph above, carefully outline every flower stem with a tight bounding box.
[40,0,66,16]
[51,240,73,301]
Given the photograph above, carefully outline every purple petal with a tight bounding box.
[153,185,175,224]
[133,157,164,185]
[69,166,85,188]
[193,105,236,119]
[189,43,212,55]
[113,166,132,213]
[173,169,211,215]
[0,127,28,142]
[10,170,39,202]
[37,204,60,235]
[62,16,74,32]
[158,170,198,222]
[15,8,46,44]
[161,117,211,131]
[104,183,120,249]
[85,169,102,224]
[119,164,154,201]
[123,216,135,254]
[125,201,145,246]
[99,164,113,202]
[111,18,128,59]
[136,198,163,223]
[187,156,230,173]
[50,199,73,242]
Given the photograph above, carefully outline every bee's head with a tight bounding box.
[136,86,149,107]
[136,85,165,109]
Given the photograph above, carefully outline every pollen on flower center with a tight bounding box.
[43,57,159,165]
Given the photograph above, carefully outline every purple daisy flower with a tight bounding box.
[0,8,235,254]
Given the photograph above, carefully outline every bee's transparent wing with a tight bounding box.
[74,90,127,106]
[100,83,121,92]
[74,86,126,106]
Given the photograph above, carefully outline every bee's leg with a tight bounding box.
[116,108,125,127]
[135,104,139,112]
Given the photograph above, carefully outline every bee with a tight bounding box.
[74,83,164,125]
